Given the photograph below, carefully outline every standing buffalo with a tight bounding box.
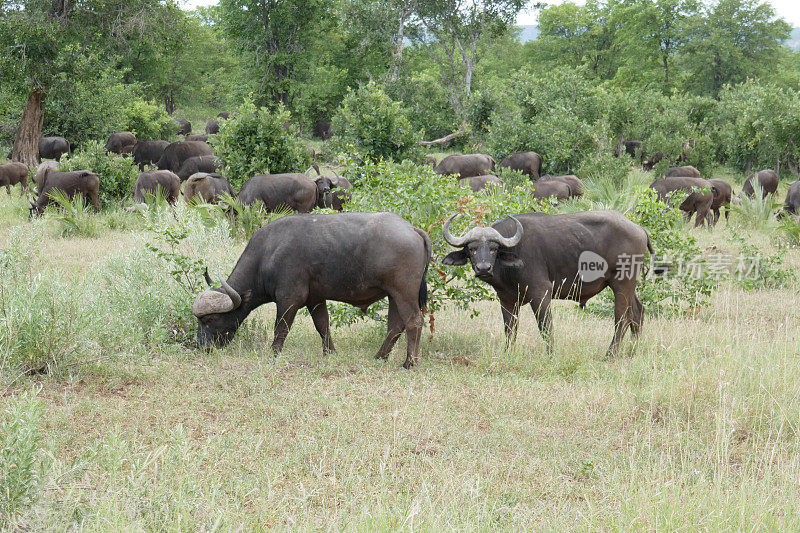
[35,161,59,189]
[184,173,235,204]
[664,165,701,178]
[742,169,779,198]
[186,134,210,142]
[193,212,431,368]
[614,140,642,159]
[38,136,70,161]
[458,175,503,193]
[530,180,571,201]
[133,170,181,204]
[239,173,323,213]
[176,155,220,181]
[538,174,584,197]
[328,176,352,211]
[434,154,496,179]
[499,151,543,180]
[105,132,137,154]
[29,170,100,216]
[650,177,716,227]
[441,211,652,357]
[313,121,333,139]
[642,152,665,171]
[778,181,800,218]
[708,178,733,225]
[205,120,220,135]
[0,162,28,195]
[174,118,192,136]
[157,141,213,173]
[132,140,169,170]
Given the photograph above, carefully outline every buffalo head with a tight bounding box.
[442,215,524,280]
[314,175,336,208]
[193,276,244,348]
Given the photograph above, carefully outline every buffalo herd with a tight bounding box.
[3,124,800,368]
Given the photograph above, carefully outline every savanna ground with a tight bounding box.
[1,164,800,530]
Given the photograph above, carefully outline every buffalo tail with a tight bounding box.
[415,227,432,312]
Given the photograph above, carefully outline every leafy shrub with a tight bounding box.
[60,140,139,202]
[46,189,101,237]
[332,82,422,163]
[211,100,311,190]
[121,99,177,140]
[390,69,458,141]
[777,213,800,244]
[731,181,778,229]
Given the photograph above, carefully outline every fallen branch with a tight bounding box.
[419,130,465,147]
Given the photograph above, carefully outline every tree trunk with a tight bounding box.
[12,89,46,166]
[165,93,175,115]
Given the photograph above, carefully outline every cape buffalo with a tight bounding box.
[193,212,431,368]
[186,134,210,142]
[313,173,352,210]
[650,176,716,227]
[205,120,220,135]
[176,155,220,180]
[29,170,100,216]
[133,170,181,204]
[499,151,543,180]
[0,162,28,195]
[642,152,665,171]
[530,180,571,201]
[458,175,504,193]
[132,140,169,170]
[538,174,584,197]
[441,211,652,357]
[217,112,230,120]
[184,173,234,204]
[434,154,496,179]
[157,141,213,173]
[778,181,800,218]
[105,132,137,154]
[742,169,779,198]
[313,121,332,139]
[35,160,59,189]
[664,165,701,178]
[39,136,70,161]
[708,178,733,225]
[238,173,323,213]
[174,118,192,136]
[614,140,642,159]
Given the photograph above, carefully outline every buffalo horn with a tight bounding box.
[220,275,242,309]
[442,214,524,248]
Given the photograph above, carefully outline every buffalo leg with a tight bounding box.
[499,296,521,346]
[89,191,101,211]
[272,301,301,354]
[531,293,553,355]
[4,185,9,195]
[375,298,404,362]
[629,295,644,337]
[607,286,635,358]
[308,302,335,355]
[395,296,423,369]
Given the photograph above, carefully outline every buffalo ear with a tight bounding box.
[498,251,524,268]
[442,250,469,266]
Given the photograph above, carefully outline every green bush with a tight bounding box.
[332,82,422,163]
[211,100,311,189]
[121,99,177,140]
[389,69,458,141]
[60,140,139,202]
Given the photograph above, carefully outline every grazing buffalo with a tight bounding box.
[650,176,716,227]
[29,170,100,216]
[328,176,352,211]
[642,152,665,171]
[614,140,642,159]
[313,121,333,139]
[538,174,584,198]
[105,132,137,154]
[499,151,543,180]
[174,118,192,136]
[434,154,496,179]
[186,134,210,142]
[530,180,571,201]
[132,140,169,170]
[176,155,220,181]
[39,136,70,161]
[442,211,652,357]
[133,170,181,204]
[239,173,322,213]
[157,141,213,173]
[184,173,235,204]
[708,178,733,225]
[0,162,28,195]
[205,120,220,135]
[35,160,59,189]
[664,165,701,178]
[778,181,800,218]
[193,212,431,368]
[458,175,504,193]
[217,112,230,120]
[742,169,779,198]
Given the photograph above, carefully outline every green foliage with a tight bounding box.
[731,182,778,229]
[211,100,311,189]
[121,99,177,140]
[777,213,800,244]
[0,390,47,517]
[45,190,101,238]
[332,82,422,162]
[727,228,794,289]
[389,68,458,140]
[60,140,138,202]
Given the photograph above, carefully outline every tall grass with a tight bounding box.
[731,181,777,229]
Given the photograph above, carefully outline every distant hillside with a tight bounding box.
[516,24,800,50]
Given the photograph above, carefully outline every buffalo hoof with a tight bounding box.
[374,352,389,361]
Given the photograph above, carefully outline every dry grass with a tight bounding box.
[1,184,800,530]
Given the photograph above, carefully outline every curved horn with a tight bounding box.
[442,214,469,247]
[492,216,523,248]
[219,274,241,310]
